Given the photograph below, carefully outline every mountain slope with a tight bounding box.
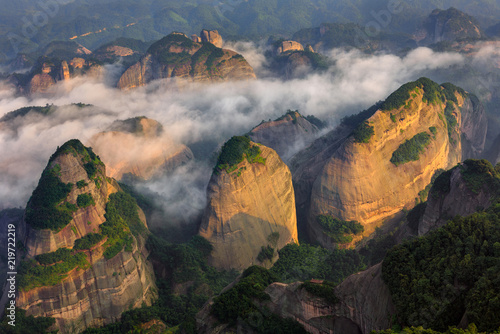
[117,31,256,90]
[14,139,157,333]
[291,78,487,248]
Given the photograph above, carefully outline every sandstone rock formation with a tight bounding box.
[249,110,323,162]
[15,56,103,94]
[416,7,484,45]
[418,159,498,235]
[88,117,193,181]
[200,29,223,48]
[15,139,157,333]
[117,31,255,90]
[291,78,487,248]
[199,139,298,270]
[275,40,304,55]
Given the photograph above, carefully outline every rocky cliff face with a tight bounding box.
[88,117,193,181]
[291,78,486,248]
[199,140,298,270]
[16,56,103,94]
[249,111,323,163]
[416,8,484,45]
[16,139,157,333]
[117,31,255,90]
[418,159,498,235]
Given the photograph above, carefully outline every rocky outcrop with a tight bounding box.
[199,140,298,270]
[15,139,157,333]
[291,78,487,248]
[88,117,193,181]
[263,264,394,334]
[117,31,255,90]
[17,57,103,94]
[200,29,223,48]
[249,110,323,162]
[418,160,498,235]
[416,8,484,45]
[275,40,304,55]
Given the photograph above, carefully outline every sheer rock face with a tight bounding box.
[199,144,298,271]
[117,32,255,90]
[249,111,321,163]
[200,29,223,48]
[291,81,486,248]
[419,164,494,235]
[17,140,157,334]
[88,117,193,181]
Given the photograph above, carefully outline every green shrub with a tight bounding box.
[257,245,274,262]
[77,193,95,208]
[301,280,339,304]
[352,121,374,143]
[74,233,104,250]
[316,215,364,243]
[76,180,87,189]
[390,113,397,123]
[390,132,432,166]
[215,136,266,173]
[429,126,437,135]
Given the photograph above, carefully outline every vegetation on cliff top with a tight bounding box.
[381,77,466,112]
[390,132,432,166]
[382,203,500,332]
[215,136,266,173]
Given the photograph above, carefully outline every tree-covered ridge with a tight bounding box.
[381,78,467,112]
[211,266,307,333]
[382,202,500,332]
[390,132,432,166]
[316,215,364,244]
[215,136,266,174]
[101,192,148,259]
[25,140,105,231]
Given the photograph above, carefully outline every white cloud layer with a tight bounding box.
[0,46,466,221]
